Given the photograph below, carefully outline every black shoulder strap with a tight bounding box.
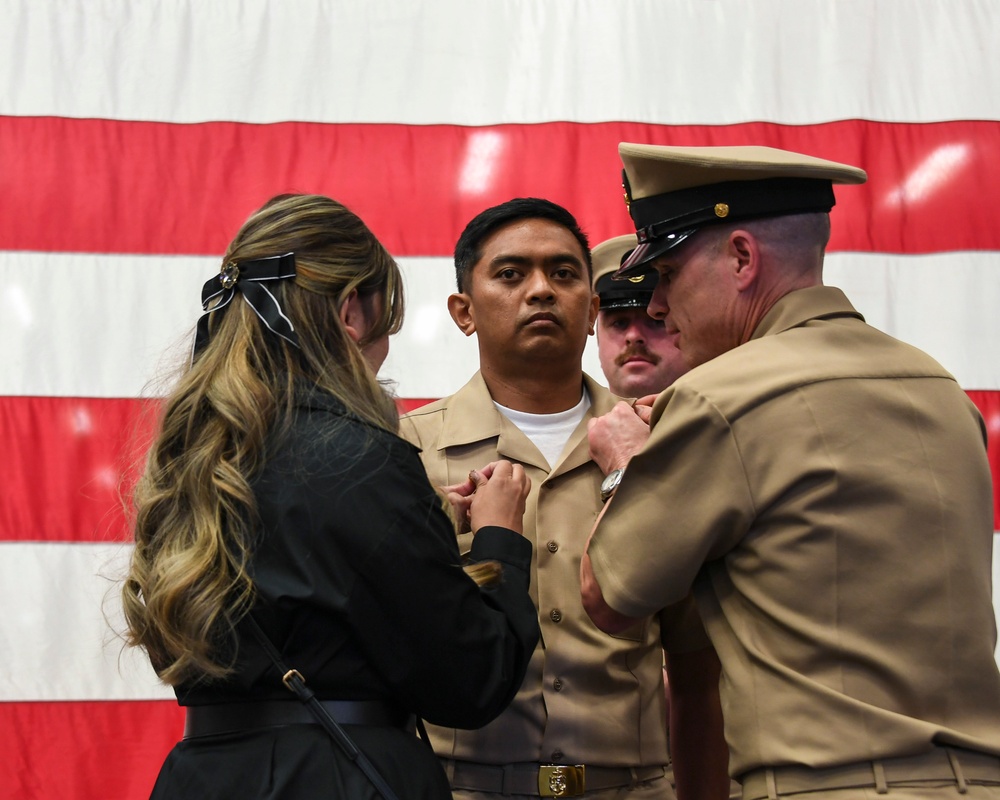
[244,615,401,800]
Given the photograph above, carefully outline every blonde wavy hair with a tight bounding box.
[122,194,405,685]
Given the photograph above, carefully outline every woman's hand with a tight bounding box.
[468,460,530,535]
[440,462,496,533]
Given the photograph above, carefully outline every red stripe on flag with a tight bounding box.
[0,396,158,542]
[3,393,1000,542]
[2,116,999,256]
[397,398,436,414]
[0,396,428,542]
[0,700,182,799]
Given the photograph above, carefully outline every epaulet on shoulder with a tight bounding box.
[398,398,450,452]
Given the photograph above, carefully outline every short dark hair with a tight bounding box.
[453,198,592,292]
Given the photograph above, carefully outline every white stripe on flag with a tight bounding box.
[0,542,171,701]
[2,536,998,701]
[3,251,999,399]
[2,0,998,125]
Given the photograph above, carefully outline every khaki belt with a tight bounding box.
[741,747,1000,800]
[443,759,665,797]
[184,699,411,739]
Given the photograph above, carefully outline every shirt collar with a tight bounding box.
[437,371,620,451]
[751,285,864,341]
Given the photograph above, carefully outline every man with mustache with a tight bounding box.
[592,234,687,400]
[400,198,728,800]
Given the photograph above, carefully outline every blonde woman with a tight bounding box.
[123,194,539,799]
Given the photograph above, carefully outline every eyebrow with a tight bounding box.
[489,252,585,269]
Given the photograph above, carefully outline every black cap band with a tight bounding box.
[595,269,656,309]
[630,176,837,243]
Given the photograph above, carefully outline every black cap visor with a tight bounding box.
[614,229,696,278]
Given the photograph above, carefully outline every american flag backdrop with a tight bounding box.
[1,1,999,797]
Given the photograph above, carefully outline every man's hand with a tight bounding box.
[588,400,651,474]
[633,394,658,424]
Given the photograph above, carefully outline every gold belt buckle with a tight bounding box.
[538,764,586,797]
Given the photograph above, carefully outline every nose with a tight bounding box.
[525,269,555,302]
[624,320,647,343]
[647,284,669,320]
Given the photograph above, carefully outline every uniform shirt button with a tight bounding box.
[553,678,563,691]
[547,540,559,553]
[551,751,564,761]
[549,609,562,623]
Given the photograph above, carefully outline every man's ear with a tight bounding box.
[588,291,599,336]
[729,230,760,292]
[339,289,364,343]
[448,292,476,337]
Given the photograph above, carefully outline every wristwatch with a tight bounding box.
[600,468,625,503]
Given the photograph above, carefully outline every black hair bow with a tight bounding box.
[193,252,300,358]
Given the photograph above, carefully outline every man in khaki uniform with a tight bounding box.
[400,198,729,800]
[582,144,1000,799]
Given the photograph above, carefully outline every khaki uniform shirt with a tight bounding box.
[400,372,709,768]
[588,286,1000,777]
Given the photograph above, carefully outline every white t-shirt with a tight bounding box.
[494,389,591,469]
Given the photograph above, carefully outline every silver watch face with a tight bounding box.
[601,468,624,498]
